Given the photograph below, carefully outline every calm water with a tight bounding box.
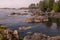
[0,9,60,37]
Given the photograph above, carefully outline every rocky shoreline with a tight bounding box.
[0,29,19,40]
[8,12,28,17]
[23,33,60,40]
[2,29,60,40]
[24,16,48,23]
[0,25,60,40]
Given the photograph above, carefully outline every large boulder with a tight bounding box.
[23,33,49,40]
[48,36,60,40]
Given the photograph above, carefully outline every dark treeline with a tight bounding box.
[29,0,60,12]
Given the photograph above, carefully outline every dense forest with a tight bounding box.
[29,0,60,12]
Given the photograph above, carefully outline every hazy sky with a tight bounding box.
[0,0,40,8]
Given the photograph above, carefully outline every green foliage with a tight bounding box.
[47,0,54,11]
[0,35,7,40]
[0,38,2,40]
[38,1,47,12]
[2,36,7,40]
[0,25,7,40]
[0,25,6,33]
[58,0,60,12]
[53,0,60,12]
[37,0,55,12]
[53,2,59,12]
[32,0,60,12]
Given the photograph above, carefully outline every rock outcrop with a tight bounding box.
[24,16,48,23]
[23,33,49,40]
[3,29,19,40]
[48,36,60,40]
[23,33,60,40]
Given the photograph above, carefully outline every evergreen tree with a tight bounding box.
[29,3,37,9]
[38,0,47,12]
[29,0,60,12]
[58,0,60,12]
[47,0,54,11]
[38,0,54,12]
[53,3,58,12]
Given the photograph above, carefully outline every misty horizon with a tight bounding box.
[0,0,40,8]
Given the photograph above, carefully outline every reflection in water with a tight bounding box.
[56,18,60,29]
[44,18,60,29]
[51,23,57,30]
[44,18,52,28]
[45,21,52,28]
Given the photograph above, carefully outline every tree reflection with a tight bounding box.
[56,18,60,29]
[44,18,52,28]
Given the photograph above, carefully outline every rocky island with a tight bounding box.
[8,12,28,16]
[24,16,48,23]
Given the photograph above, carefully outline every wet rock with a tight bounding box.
[10,12,16,15]
[8,12,21,16]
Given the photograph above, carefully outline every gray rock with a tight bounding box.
[23,33,48,40]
